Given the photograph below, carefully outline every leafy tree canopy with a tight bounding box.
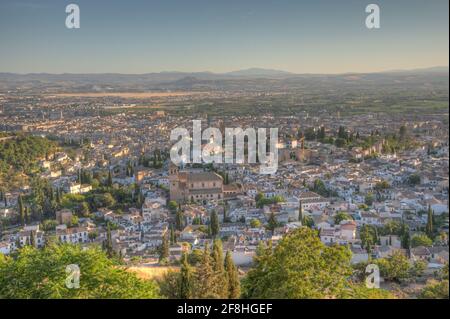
[0,244,160,299]
[242,227,353,298]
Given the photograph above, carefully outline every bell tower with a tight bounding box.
[169,163,179,176]
[169,163,180,201]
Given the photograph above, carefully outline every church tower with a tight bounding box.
[169,162,179,176]
[169,163,180,201]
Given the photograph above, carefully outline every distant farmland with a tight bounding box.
[45,91,208,99]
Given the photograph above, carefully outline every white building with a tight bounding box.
[57,227,89,244]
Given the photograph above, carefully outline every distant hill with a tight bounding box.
[0,66,447,93]
[225,68,294,77]
[382,66,449,74]
[0,66,447,82]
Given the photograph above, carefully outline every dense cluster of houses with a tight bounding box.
[1,112,448,279]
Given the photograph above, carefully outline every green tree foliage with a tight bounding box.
[341,284,395,299]
[179,253,193,298]
[398,223,411,249]
[360,224,378,253]
[107,169,113,187]
[374,180,390,191]
[334,212,352,225]
[298,202,303,222]
[419,280,449,299]
[411,234,433,247]
[317,126,326,140]
[103,223,115,259]
[302,215,314,228]
[255,192,264,202]
[41,219,58,231]
[334,138,347,148]
[222,202,229,223]
[242,228,353,298]
[266,212,279,232]
[364,193,374,206]
[0,135,58,187]
[187,249,203,266]
[175,210,184,231]
[250,219,262,228]
[85,192,116,211]
[168,200,178,213]
[158,270,182,299]
[18,194,25,225]
[224,250,241,299]
[310,179,334,197]
[256,195,285,208]
[379,220,403,236]
[210,211,220,238]
[160,245,241,299]
[159,234,170,263]
[337,126,348,140]
[425,206,434,239]
[0,244,159,298]
[211,239,228,298]
[407,174,421,186]
[195,243,216,298]
[304,127,316,141]
[170,225,176,244]
[375,251,411,282]
[410,260,427,278]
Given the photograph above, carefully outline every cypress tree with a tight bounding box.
[224,250,240,299]
[401,229,411,250]
[179,253,193,298]
[223,203,228,223]
[426,205,434,239]
[107,170,113,187]
[18,195,25,226]
[210,211,219,238]
[175,210,184,231]
[267,212,278,232]
[298,201,303,222]
[195,243,215,298]
[207,223,212,237]
[170,225,176,244]
[212,239,227,298]
[105,223,114,258]
[159,234,170,262]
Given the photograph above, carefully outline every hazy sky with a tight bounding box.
[0,0,448,74]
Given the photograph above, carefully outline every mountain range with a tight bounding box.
[0,66,447,92]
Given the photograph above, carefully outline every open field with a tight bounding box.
[45,91,208,99]
[127,265,179,280]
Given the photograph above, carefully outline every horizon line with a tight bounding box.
[0,65,448,76]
